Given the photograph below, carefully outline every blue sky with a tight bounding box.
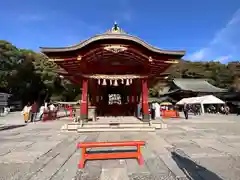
[0,0,240,63]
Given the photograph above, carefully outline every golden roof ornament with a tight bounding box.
[112,21,120,32]
[104,22,127,34]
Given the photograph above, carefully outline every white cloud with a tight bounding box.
[228,8,240,25]
[188,8,240,63]
[190,48,208,61]
[214,55,232,63]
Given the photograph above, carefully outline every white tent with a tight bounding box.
[177,97,201,104]
[176,95,225,113]
[200,95,225,104]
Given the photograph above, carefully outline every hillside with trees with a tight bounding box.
[0,40,240,104]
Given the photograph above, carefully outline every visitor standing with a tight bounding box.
[193,105,197,116]
[137,103,141,118]
[151,103,156,120]
[49,103,56,119]
[225,105,230,115]
[154,102,160,118]
[49,103,55,111]
[183,103,189,119]
[237,103,240,116]
[221,106,225,114]
[31,101,37,122]
[21,103,31,123]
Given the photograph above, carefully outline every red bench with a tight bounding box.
[77,141,145,168]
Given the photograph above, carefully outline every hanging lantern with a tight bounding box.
[102,79,107,86]
[113,79,118,86]
[98,79,101,85]
[126,79,130,86]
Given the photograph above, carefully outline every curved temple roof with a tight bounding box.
[40,23,186,56]
[173,79,227,93]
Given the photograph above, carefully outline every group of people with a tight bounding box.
[21,102,38,123]
[220,105,230,115]
[21,102,57,123]
[0,107,10,116]
[183,103,201,119]
[183,103,235,119]
[205,105,230,115]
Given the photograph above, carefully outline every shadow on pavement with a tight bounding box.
[171,151,223,180]
[0,124,26,131]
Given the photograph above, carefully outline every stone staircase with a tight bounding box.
[61,117,167,132]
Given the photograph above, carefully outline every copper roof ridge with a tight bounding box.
[40,33,186,56]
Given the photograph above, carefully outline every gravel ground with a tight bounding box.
[0,113,240,179]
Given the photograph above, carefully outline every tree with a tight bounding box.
[0,40,84,105]
[149,88,158,97]
[165,60,236,89]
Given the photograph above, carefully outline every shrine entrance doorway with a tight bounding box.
[95,81,139,117]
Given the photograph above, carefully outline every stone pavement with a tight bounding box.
[0,113,240,179]
[0,111,69,131]
[0,112,26,125]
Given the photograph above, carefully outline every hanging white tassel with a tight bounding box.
[98,79,101,85]
[102,79,107,86]
[110,79,112,85]
[113,79,118,86]
[126,79,130,86]
[129,79,132,84]
[121,79,124,84]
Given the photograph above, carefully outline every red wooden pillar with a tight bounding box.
[141,79,149,121]
[80,78,88,120]
[133,81,137,116]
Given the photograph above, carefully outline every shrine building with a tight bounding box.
[40,23,185,121]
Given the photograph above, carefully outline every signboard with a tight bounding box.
[108,94,121,105]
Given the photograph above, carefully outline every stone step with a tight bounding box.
[86,121,148,124]
[63,123,167,131]
[77,127,155,132]
[83,123,151,128]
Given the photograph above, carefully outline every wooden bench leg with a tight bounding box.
[138,155,144,165]
[78,147,86,168]
[137,145,144,165]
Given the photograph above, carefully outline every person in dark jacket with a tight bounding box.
[31,101,37,122]
[237,104,240,116]
[183,103,189,119]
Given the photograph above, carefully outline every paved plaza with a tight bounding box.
[0,113,240,180]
